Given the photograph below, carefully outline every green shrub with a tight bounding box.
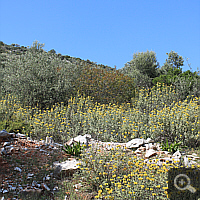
[1,41,83,110]
[74,65,136,107]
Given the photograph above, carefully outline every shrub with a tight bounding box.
[74,65,136,107]
[1,41,82,110]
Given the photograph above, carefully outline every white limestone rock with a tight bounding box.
[145,149,157,158]
[144,138,154,143]
[126,138,144,149]
[53,158,82,176]
[172,150,181,159]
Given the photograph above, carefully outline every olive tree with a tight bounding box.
[1,41,82,109]
[119,50,159,88]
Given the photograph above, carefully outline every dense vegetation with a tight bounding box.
[0,41,199,199]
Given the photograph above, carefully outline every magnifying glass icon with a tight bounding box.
[174,174,196,193]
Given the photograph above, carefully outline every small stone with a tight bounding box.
[15,133,26,139]
[53,186,59,191]
[172,150,181,159]
[27,137,32,141]
[3,142,11,147]
[46,136,54,144]
[41,183,50,191]
[14,167,22,172]
[73,183,82,189]
[1,148,7,155]
[2,189,8,193]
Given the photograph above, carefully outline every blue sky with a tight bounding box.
[0,0,200,72]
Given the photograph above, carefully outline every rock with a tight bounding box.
[53,158,82,177]
[46,136,54,144]
[0,130,12,143]
[14,167,22,172]
[19,188,42,195]
[157,151,170,156]
[27,137,32,141]
[147,143,154,150]
[5,146,15,154]
[186,154,200,160]
[1,129,200,196]
[183,156,192,167]
[126,138,144,149]
[74,134,91,146]
[0,129,10,138]
[27,173,34,179]
[53,143,63,150]
[3,142,11,147]
[41,183,50,191]
[159,157,173,164]
[192,153,198,156]
[172,150,181,159]
[145,149,157,158]
[15,133,26,139]
[156,143,161,151]
[144,138,154,143]
[73,183,82,189]
[1,148,7,155]
[135,149,142,154]
[151,144,158,150]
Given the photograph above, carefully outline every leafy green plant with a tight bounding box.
[62,141,86,157]
[161,138,187,154]
[0,117,32,135]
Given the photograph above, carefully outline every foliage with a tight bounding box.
[1,41,200,200]
[63,141,86,157]
[76,144,180,199]
[118,50,159,88]
[153,51,200,100]
[161,138,186,154]
[1,41,83,110]
[159,50,184,75]
[74,65,136,106]
[153,69,200,101]
[0,118,32,135]
[0,94,32,134]
[1,83,199,147]
[152,67,182,85]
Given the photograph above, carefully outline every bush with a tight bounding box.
[1,42,83,110]
[74,65,136,107]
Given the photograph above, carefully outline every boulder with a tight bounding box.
[126,138,144,149]
[66,134,91,147]
[145,149,157,158]
[53,158,82,177]
[0,130,13,142]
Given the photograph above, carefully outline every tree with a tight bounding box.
[118,50,159,88]
[48,49,56,54]
[30,40,45,51]
[1,41,82,109]
[160,51,184,75]
[153,51,184,85]
[153,51,200,100]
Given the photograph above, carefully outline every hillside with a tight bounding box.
[0,41,117,73]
